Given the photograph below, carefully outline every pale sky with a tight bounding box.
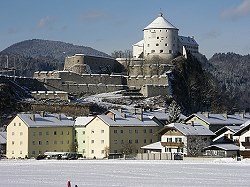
[0,0,250,59]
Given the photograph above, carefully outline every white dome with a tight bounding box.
[144,13,178,30]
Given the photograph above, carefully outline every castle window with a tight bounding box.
[160,50,163,53]
[156,43,159,46]
[157,37,159,39]
[165,43,168,46]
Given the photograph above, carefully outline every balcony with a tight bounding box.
[241,142,250,147]
[161,142,184,147]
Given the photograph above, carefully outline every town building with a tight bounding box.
[31,91,69,101]
[74,116,94,156]
[0,132,7,156]
[157,123,215,156]
[6,112,74,159]
[80,109,163,159]
[185,112,250,132]
[234,120,250,158]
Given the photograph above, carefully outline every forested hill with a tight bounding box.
[207,52,250,111]
[0,39,111,77]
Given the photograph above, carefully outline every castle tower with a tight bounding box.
[143,13,179,61]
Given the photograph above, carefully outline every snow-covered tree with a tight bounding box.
[167,100,181,124]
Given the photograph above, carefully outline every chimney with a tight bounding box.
[134,108,137,115]
[121,113,126,118]
[203,112,209,118]
[112,114,116,121]
[58,114,61,120]
[223,112,228,119]
[191,121,194,126]
[118,108,122,113]
[240,112,245,119]
[137,109,143,121]
[40,111,45,117]
[30,114,35,121]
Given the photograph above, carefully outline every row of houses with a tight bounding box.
[3,110,250,159]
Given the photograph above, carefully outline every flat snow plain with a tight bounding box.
[0,158,250,187]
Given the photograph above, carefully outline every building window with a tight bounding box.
[20,151,22,154]
[121,140,124,144]
[169,50,172,54]
[91,130,94,134]
[150,139,153,143]
[46,141,49,145]
[101,140,104,144]
[101,150,104,154]
[114,140,118,144]
[157,37,159,39]
[14,123,16,126]
[46,131,49,135]
[39,132,42,136]
[91,150,94,154]
[151,50,155,53]
[12,132,15,136]
[114,130,117,134]
[245,137,250,142]
[91,140,94,144]
[54,141,57,144]
[149,129,153,133]
[19,123,21,126]
[128,140,132,144]
[32,151,35,155]
[156,43,159,46]
[135,139,139,144]
[12,141,14,145]
[129,129,132,133]
[12,150,14,154]
[61,131,64,135]
[144,139,147,143]
[54,131,57,135]
[83,140,85,143]
[101,130,104,133]
[160,50,163,53]
[20,141,23,145]
[67,131,69,135]
[144,129,147,133]
[120,130,123,133]
[67,140,69,144]
[82,131,85,135]
[147,44,150,47]
[175,138,182,143]
[135,129,138,134]
[38,141,42,145]
[61,141,64,144]
[167,138,172,142]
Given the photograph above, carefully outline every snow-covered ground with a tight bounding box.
[0,159,250,187]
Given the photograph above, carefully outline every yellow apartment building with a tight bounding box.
[6,112,74,159]
[83,110,163,159]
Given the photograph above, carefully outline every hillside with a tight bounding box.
[207,53,250,111]
[0,39,111,77]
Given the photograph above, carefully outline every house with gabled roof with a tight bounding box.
[157,123,215,156]
[6,112,74,159]
[0,132,7,156]
[185,112,250,132]
[234,120,250,158]
[82,109,163,159]
[213,125,241,144]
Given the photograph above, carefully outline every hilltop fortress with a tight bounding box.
[34,13,199,97]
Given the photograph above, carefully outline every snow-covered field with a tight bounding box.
[0,158,250,187]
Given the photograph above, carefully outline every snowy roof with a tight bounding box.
[16,113,74,128]
[215,125,241,135]
[234,120,250,136]
[186,113,250,126]
[142,109,186,121]
[0,132,7,144]
[178,36,198,46]
[159,123,215,136]
[98,110,159,127]
[133,40,144,47]
[141,141,163,150]
[144,13,178,30]
[74,117,94,127]
[204,144,239,151]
